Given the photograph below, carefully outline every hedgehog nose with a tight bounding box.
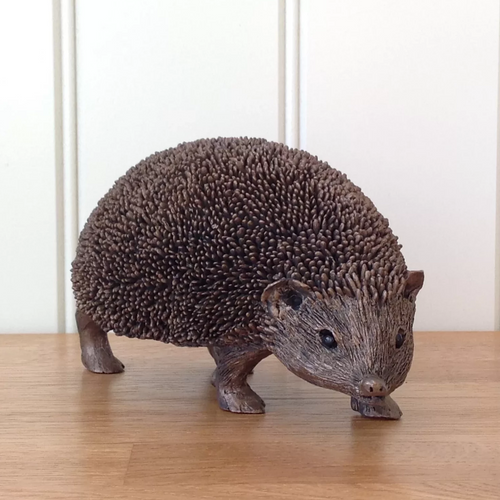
[359,375,389,397]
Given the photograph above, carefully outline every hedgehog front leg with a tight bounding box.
[208,345,271,414]
[76,310,125,374]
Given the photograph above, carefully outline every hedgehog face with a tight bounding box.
[261,273,424,399]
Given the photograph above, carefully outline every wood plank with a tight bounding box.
[0,332,499,499]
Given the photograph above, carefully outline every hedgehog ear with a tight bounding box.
[404,271,424,301]
[261,279,313,318]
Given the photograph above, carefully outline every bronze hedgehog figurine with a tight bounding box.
[72,137,424,419]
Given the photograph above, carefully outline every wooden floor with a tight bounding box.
[0,332,499,500]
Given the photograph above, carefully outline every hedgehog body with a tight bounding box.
[72,137,424,419]
[73,137,406,345]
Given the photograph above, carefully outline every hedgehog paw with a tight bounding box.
[81,350,125,374]
[217,384,266,414]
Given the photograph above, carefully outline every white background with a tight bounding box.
[1,0,499,333]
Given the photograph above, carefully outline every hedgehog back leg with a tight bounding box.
[76,310,125,374]
[209,345,270,414]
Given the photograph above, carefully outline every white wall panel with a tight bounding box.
[0,0,498,333]
[301,0,499,331]
[0,0,59,333]
[77,0,282,226]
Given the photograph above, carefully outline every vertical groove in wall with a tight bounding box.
[53,0,65,334]
[53,0,79,334]
[62,0,79,333]
[278,0,286,143]
[285,0,300,149]
[298,0,306,150]
[495,12,500,331]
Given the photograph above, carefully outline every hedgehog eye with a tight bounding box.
[319,329,338,349]
[282,290,303,310]
[395,329,406,349]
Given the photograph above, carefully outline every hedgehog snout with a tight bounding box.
[358,375,389,397]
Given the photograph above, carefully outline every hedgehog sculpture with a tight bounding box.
[72,137,424,419]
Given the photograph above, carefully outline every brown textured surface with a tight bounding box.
[1,332,499,500]
[72,137,407,345]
